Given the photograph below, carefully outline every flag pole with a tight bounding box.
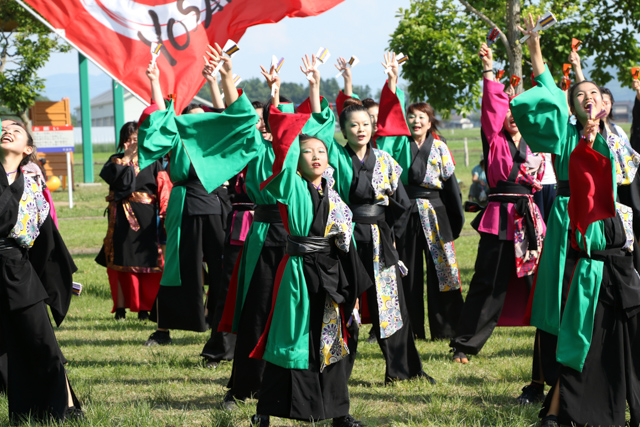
[12,0,150,106]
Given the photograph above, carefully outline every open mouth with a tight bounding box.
[1,135,13,143]
[312,162,321,168]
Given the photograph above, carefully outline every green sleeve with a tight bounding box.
[137,100,180,170]
[510,65,569,155]
[277,102,295,114]
[176,93,261,193]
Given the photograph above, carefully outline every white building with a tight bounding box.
[75,89,147,128]
[74,89,213,145]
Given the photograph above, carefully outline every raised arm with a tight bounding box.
[301,54,321,113]
[383,52,399,95]
[146,61,165,111]
[206,43,238,106]
[260,64,281,108]
[203,48,224,109]
[568,50,585,83]
[336,57,353,97]
[479,44,510,144]
[510,24,569,154]
[518,13,545,78]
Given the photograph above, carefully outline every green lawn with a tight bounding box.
[6,142,550,427]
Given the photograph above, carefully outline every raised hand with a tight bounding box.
[568,50,580,67]
[382,52,399,81]
[479,43,493,71]
[202,53,217,84]
[517,13,540,46]
[335,57,352,80]
[634,79,640,101]
[146,61,159,82]
[300,54,320,86]
[505,84,515,97]
[260,65,280,89]
[518,13,544,78]
[206,43,233,77]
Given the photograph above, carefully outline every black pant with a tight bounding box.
[398,211,463,340]
[450,232,529,355]
[0,299,78,421]
[201,240,240,362]
[156,213,224,332]
[227,246,285,400]
[356,239,423,383]
[540,299,640,426]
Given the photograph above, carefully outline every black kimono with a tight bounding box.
[0,165,80,421]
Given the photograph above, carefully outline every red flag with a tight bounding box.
[23,0,344,113]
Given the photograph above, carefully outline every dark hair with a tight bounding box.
[252,101,265,110]
[339,104,370,136]
[181,103,205,115]
[298,133,327,151]
[567,81,603,116]
[117,121,138,152]
[342,97,363,110]
[262,96,293,134]
[600,87,615,121]
[361,98,379,109]
[407,102,440,133]
[2,121,37,167]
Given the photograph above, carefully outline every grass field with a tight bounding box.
[2,130,584,427]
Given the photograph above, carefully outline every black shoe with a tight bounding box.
[221,390,241,411]
[137,311,150,321]
[114,308,126,320]
[366,327,376,344]
[333,414,363,427]
[517,383,545,405]
[144,331,172,346]
[540,415,559,427]
[63,406,85,421]
[415,370,437,385]
[250,414,269,427]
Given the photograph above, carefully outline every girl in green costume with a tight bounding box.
[513,15,640,427]
[137,44,261,344]
[249,86,371,427]
[299,54,432,384]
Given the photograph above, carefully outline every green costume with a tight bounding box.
[511,67,638,371]
[230,103,295,332]
[137,94,260,288]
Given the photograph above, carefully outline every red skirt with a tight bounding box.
[107,268,161,312]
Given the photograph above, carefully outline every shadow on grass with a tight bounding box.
[59,335,207,347]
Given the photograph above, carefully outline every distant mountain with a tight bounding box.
[43,73,112,110]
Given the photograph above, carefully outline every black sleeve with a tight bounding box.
[441,172,466,240]
[28,215,77,326]
[386,179,412,242]
[99,154,136,200]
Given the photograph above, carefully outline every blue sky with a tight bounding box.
[40,0,412,108]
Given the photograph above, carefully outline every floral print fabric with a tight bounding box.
[9,174,50,248]
[368,148,404,339]
[421,139,455,189]
[320,294,349,372]
[319,182,353,370]
[414,139,461,291]
[416,200,461,291]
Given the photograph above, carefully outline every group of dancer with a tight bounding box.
[2,14,640,426]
